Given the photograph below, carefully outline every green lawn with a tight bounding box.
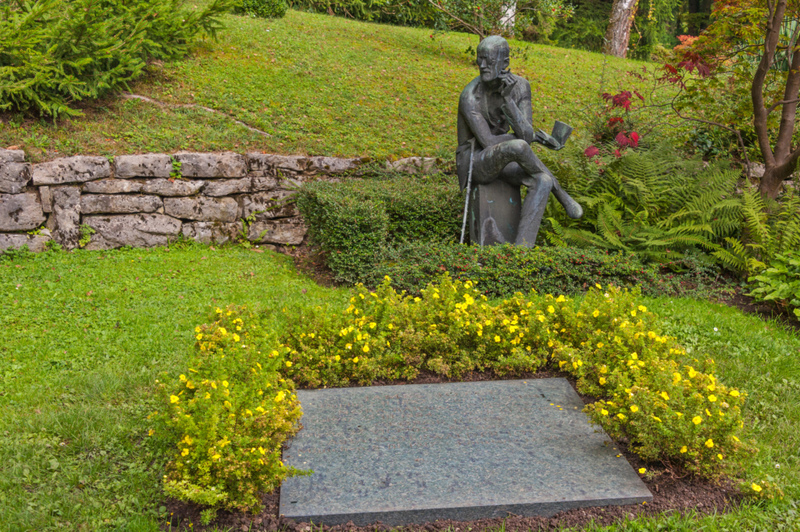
[0,245,799,531]
[0,9,640,162]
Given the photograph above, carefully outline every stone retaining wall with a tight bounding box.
[0,149,395,252]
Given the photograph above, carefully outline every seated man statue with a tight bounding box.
[457,35,582,247]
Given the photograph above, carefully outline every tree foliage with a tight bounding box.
[0,0,232,118]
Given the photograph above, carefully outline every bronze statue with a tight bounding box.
[457,35,582,247]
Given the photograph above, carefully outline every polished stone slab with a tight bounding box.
[279,378,651,526]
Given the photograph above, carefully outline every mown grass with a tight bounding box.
[0,9,641,162]
[0,244,348,531]
[1,244,799,530]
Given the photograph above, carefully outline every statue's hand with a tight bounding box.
[499,70,516,99]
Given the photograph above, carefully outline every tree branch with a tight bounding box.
[767,97,800,115]
[426,0,484,38]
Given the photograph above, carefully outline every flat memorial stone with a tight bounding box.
[280,378,652,526]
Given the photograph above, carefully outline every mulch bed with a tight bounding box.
[162,244,792,531]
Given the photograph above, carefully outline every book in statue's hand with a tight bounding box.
[535,121,574,151]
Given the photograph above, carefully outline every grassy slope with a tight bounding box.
[0,245,799,530]
[0,9,637,162]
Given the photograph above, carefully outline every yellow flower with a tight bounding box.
[708,395,717,402]
[617,413,626,420]
[596,342,604,348]
[179,374,187,382]
[547,305,555,314]
[595,283,602,289]
[334,355,341,362]
[680,446,687,453]
[592,310,600,318]
[638,305,647,312]
[631,310,637,317]
[233,333,240,342]
[688,367,698,378]
[346,343,352,350]
[195,334,203,340]
[599,377,606,385]
[494,335,501,342]
[652,416,662,423]
[732,435,740,442]
[148,429,155,436]
[751,483,762,493]
[274,391,285,403]
[660,391,670,401]
[601,409,609,416]
[286,361,293,367]
[212,453,221,460]
[362,344,370,353]
[630,405,639,413]
[730,390,740,397]
[717,454,723,460]
[556,295,565,302]
[352,357,359,363]
[170,395,180,404]
[181,448,189,456]
[692,416,702,425]
[638,468,646,474]
[705,439,714,448]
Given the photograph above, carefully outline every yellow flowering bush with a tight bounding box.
[280,274,550,385]
[545,285,751,478]
[153,306,306,514]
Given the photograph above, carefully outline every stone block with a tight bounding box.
[80,194,162,214]
[114,154,173,178]
[247,153,311,176]
[182,221,243,245]
[309,156,362,174]
[468,181,521,246]
[51,187,81,249]
[0,192,46,231]
[83,213,182,250]
[238,191,297,219]
[0,229,52,252]
[83,179,143,194]
[0,162,31,194]
[251,176,281,192]
[141,178,205,197]
[174,152,247,178]
[163,196,239,222]
[203,177,252,197]
[387,156,442,174]
[32,156,110,186]
[0,149,25,163]
[40,186,53,213]
[280,379,651,526]
[247,218,306,245]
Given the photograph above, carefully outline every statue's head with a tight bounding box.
[476,35,510,83]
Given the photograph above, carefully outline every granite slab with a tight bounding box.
[279,378,651,526]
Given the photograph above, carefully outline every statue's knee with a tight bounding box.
[506,139,529,156]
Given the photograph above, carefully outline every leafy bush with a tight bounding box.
[153,306,306,514]
[715,189,800,276]
[0,0,231,118]
[289,0,441,27]
[275,276,751,478]
[296,174,461,283]
[363,241,666,297]
[234,0,288,18]
[544,144,743,263]
[747,252,800,319]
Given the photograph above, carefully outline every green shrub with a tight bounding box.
[234,0,288,18]
[544,144,743,263]
[747,252,800,319]
[364,241,665,297]
[296,174,461,283]
[274,275,752,479]
[0,0,231,118]
[289,0,442,27]
[153,306,306,513]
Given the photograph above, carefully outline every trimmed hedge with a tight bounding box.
[296,174,461,283]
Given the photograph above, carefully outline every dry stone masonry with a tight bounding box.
[0,149,374,252]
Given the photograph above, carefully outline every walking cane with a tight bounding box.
[459,138,476,244]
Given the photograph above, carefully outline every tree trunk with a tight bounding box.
[603,0,640,58]
[500,1,516,37]
[760,164,796,199]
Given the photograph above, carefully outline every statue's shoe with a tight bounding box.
[563,196,583,219]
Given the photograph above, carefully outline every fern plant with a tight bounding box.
[714,189,800,275]
[543,144,742,264]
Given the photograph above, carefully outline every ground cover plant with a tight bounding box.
[0,8,643,161]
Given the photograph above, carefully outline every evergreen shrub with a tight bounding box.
[0,0,231,118]
[234,0,288,18]
[296,174,461,283]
